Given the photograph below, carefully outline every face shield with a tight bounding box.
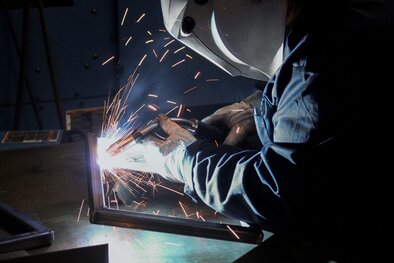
[160,0,287,81]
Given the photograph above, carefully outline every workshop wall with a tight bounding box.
[0,0,257,132]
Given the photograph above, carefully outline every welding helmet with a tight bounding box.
[160,0,287,81]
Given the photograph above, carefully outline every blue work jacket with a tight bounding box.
[182,1,392,261]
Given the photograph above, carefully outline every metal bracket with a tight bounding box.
[0,202,54,254]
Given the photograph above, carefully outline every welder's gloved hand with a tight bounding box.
[201,90,262,146]
[143,114,196,183]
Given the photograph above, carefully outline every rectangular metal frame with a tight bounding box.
[0,202,54,254]
[86,134,264,244]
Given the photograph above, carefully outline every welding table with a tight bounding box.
[0,140,282,262]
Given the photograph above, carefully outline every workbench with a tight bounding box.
[0,140,262,262]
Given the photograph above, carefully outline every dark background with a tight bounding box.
[0,0,258,131]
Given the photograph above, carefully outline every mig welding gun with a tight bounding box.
[106,117,225,157]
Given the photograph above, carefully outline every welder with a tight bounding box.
[127,0,392,261]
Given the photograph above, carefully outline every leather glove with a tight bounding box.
[142,114,197,183]
[201,90,262,146]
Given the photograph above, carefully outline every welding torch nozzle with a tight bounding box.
[106,117,225,157]
[105,132,143,157]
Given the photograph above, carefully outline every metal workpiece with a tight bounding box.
[0,141,257,262]
[0,202,54,254]
[88,134,264,244]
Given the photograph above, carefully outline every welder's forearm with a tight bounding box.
[181,140,289,227]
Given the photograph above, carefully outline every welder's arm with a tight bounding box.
[140,113,295,228]
[202,90,261,146]
[178,138,313,229]
[145,113,302,229]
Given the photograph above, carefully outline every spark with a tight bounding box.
[186,54,193,59]
[148,104,158,111]
[145,39,154,44]
[214,140,219,147]
[174,46,185,54]
[101,100,107,135]
[165,105,179,116]
[86,207,90,216]
[147,30,152,36]
[236,126,240,134]
[136,13,145,23]
[172,59,186,68]
[152,209,160,215]
[105,171,148,199]
[163,37,171,40]
[176,104,183,117]
[184,86,197,94]
[149,181,159,196]
[121,8,128,26]
[127,66,138,81]
[128,104,145,122]
[145,119,154,126]
[102,56,115,66]
[194,71,201,79]
[131,73,140,87]
[164,39,175,48]
[148,94,158,98]
[133,200,146,209]
[77,199,85,222]
[206,78,219,82]
[138,54,147,66]
[125,36,132,46]
[196,211,206,221]
[157,184,184,196]
[179,201,189,217]
[159,28,166,32]
[165,242,181,247]
[166,100,177,105]
[159,49,169,62]
[226,225,240,240]
[116,173,147,195]
[152,49,158,57]
[100,74,139,137]
[231,109,245,112]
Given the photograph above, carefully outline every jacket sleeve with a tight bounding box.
[180,139,309,231]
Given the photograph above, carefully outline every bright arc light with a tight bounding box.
[96,137,154,173]
[96,137,142,170]
[97,137,119,170]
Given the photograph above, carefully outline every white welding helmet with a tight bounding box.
[160,0,287,81]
